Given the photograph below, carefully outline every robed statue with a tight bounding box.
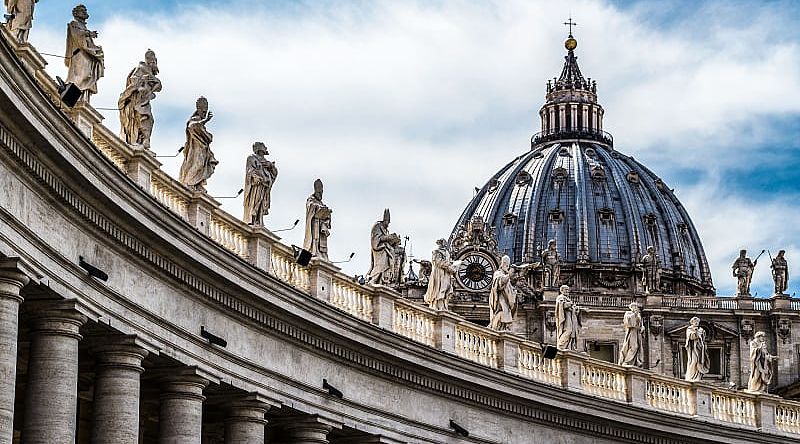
[684,317,710,382]
[243,142,277,226]
[303,179,331,260]
[5,0,37,42]
[489,255,517,331]
[555,285,580,350]
[746,331,776,393]
[118,49,161,149]
[618,303,644,367]
[65,4,104,102]
[423,239,460,311]
[732,249,757,296]
[541,239,561,288]
[367,209,394,285]
[641,245,661,294]
[771,250,789,296]
[178,97,217,191]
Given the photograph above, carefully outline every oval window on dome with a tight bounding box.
[626,171,640,184]
[487,179,501,193]
[584,147,597,157]
[516,171,532,186]
[598,208,614,224]
[591,165,606,181]
[558,147,572,157]
[552,167,568,185]
[643,213,657,227]
[549,209,564,223]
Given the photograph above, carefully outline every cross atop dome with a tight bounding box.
[563,17,577,37]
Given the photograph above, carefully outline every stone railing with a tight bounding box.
[269,246,311,293]
[518,343,561,385]
[581,361,627,400]
[392,300,436,347]
[754,299,773,311]
[791,299,800,311]
[776,404,800,434]
[711,391,757,426]
[645,376,695,415]
[662,296,738,310]
[576,294,639,308]
[149,174,189,220]
[330,277,373,322]
[455,323,499,368]
[209,213,249,258]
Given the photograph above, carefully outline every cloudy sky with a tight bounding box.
[24,0,800,297]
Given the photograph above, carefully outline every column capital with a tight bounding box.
[90,335,151,373]
[281,415,338,443]
[159,370,210,403]
[0,259,31,302]
[225,399,270,426]
[24,301,88,340]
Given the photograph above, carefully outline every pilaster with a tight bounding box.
[371,286,397,329]
[126,148,162,190]
[187,192,220,236]
[308,258,339,302]
[755,394,781,433]
[282,415,337,444]
[22,301,88,444]
[246,226,279,273]
[0,261,29,444]
[498,332,520,373]
[434,311,461,354]
[560,350,584,391]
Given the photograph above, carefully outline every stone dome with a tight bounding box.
[450,34,714,296]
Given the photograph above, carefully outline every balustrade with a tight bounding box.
[580,362,626,400]
[392,303,435,347]
[576,294,637,308]
[269,248,311,293]
[518,345,561,385]
[330,278,373,322]
[645,378,694,415]
[455,325,499,368]
[711,392,756,426]
[776,403,800,434]
[753,299,773,311]
[209,216,248,257]
[662,296,738,310]
[149,176,189,220]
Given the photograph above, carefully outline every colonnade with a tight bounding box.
[0,261,354,444]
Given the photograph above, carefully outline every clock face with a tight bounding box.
[457,253,495,292]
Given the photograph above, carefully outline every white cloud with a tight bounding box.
[25,0,800,294]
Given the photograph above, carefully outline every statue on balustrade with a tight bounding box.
[746,331,776,393]
[541,239,561,288]
[732,249,758,296]
[367,209,396,285]
[65,4,104,102]
[413,259,432,286]
[303,179,331,260]
[178,97,217,191]
[4,0,37,42]
[618,303,644,367]
[390,234,406,286]
[684,317,710,382]
[489,255,517,331]
[771,250,789,296]
[118,49,161,149]
[243,142,277,226]
[555,285,580,350]
[641,245,661,294]
[423,239,460,311]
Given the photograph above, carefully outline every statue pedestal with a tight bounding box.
[644,292,663,309]
[542,289,558,302]
[771,294,791,311]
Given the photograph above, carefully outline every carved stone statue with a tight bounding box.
[5,0,37,42]
[732,249,757,296]
[489,255,517,331]
[390,234,405,286]
[242,142,277,226]
[746,331,776,393]
[641,245,661,294]
[541,239,561,288]
[771,250,789,295]
[618,303,644,367]
[555,285,580,350]
[302,179,331,260]
[423,239,460,311]
[118,49,161,149]
[178,97,217,191]
[65,4,104,102]
[684,317,710,382]
[413,259,432,285]
[367,209,394,285]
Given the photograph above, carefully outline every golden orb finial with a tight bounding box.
[565,37,577,51]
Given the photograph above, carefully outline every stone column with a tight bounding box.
[283,416,333,444]
[22,304,88,444]
[224,400,268,444]
[91,338,149,444]
[0,264,28,443]
[159,374,209,444]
